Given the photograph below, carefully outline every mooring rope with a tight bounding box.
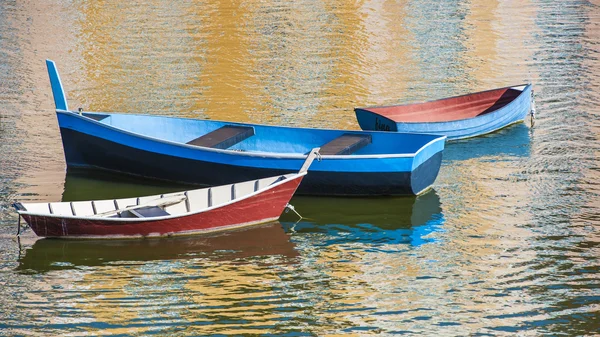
[285,203,303,220]
[315,150,322,162]
[16,215,21,236]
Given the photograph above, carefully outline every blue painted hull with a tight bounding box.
[56,111,445,196]
[355,84,532,140]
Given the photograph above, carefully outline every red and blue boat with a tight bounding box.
[46,60,446,196]
[354,84,533,140]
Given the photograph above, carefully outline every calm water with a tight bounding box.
[1,0,599,335]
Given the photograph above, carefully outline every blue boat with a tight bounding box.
[354,84,533,140]
[46,60,446,196]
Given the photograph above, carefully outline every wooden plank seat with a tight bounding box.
[187,125,255,149]
[319,133,372,155]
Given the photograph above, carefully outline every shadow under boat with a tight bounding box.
[442,123,531,162]
[17,221,297,274]
[280,189,444,247]
[61,167,194,202]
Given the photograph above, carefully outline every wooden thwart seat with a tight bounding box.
[320,133,372,155]
[187,125,255,149]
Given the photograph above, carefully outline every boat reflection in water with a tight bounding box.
[280,190,444,247]
[17,222,297,273]
[443,122,531,162]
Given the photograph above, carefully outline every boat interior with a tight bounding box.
[364,86,524,123]
[15,173,293,220]
[182,124,372,155]
[77,111,440,155]
[80,111,384,155]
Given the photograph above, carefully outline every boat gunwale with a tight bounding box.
[57,110,447,159]
[16,171,306,222]
[355,83,531,125]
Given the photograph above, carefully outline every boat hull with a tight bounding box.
[21,176,302,239]
[56,113,445,196]
[355,84,532,140]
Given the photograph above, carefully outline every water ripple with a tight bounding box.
[1,0,600,335]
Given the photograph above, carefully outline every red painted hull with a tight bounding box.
[22,176,303,238]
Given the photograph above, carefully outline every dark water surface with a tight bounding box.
[1,0,599,335]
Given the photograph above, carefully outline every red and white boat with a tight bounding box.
[13,149,320,239]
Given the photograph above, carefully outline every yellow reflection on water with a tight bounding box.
[462,0,500,84]
[182,262,281,334]
[69,0,382,129]
[354,1,414,107]
[17,223,300,335]
[463,0,539,86]
[78,267,149,335]
[185,0,254,122]
[10,0,74,203]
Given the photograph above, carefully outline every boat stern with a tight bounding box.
[410,135,446,195]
